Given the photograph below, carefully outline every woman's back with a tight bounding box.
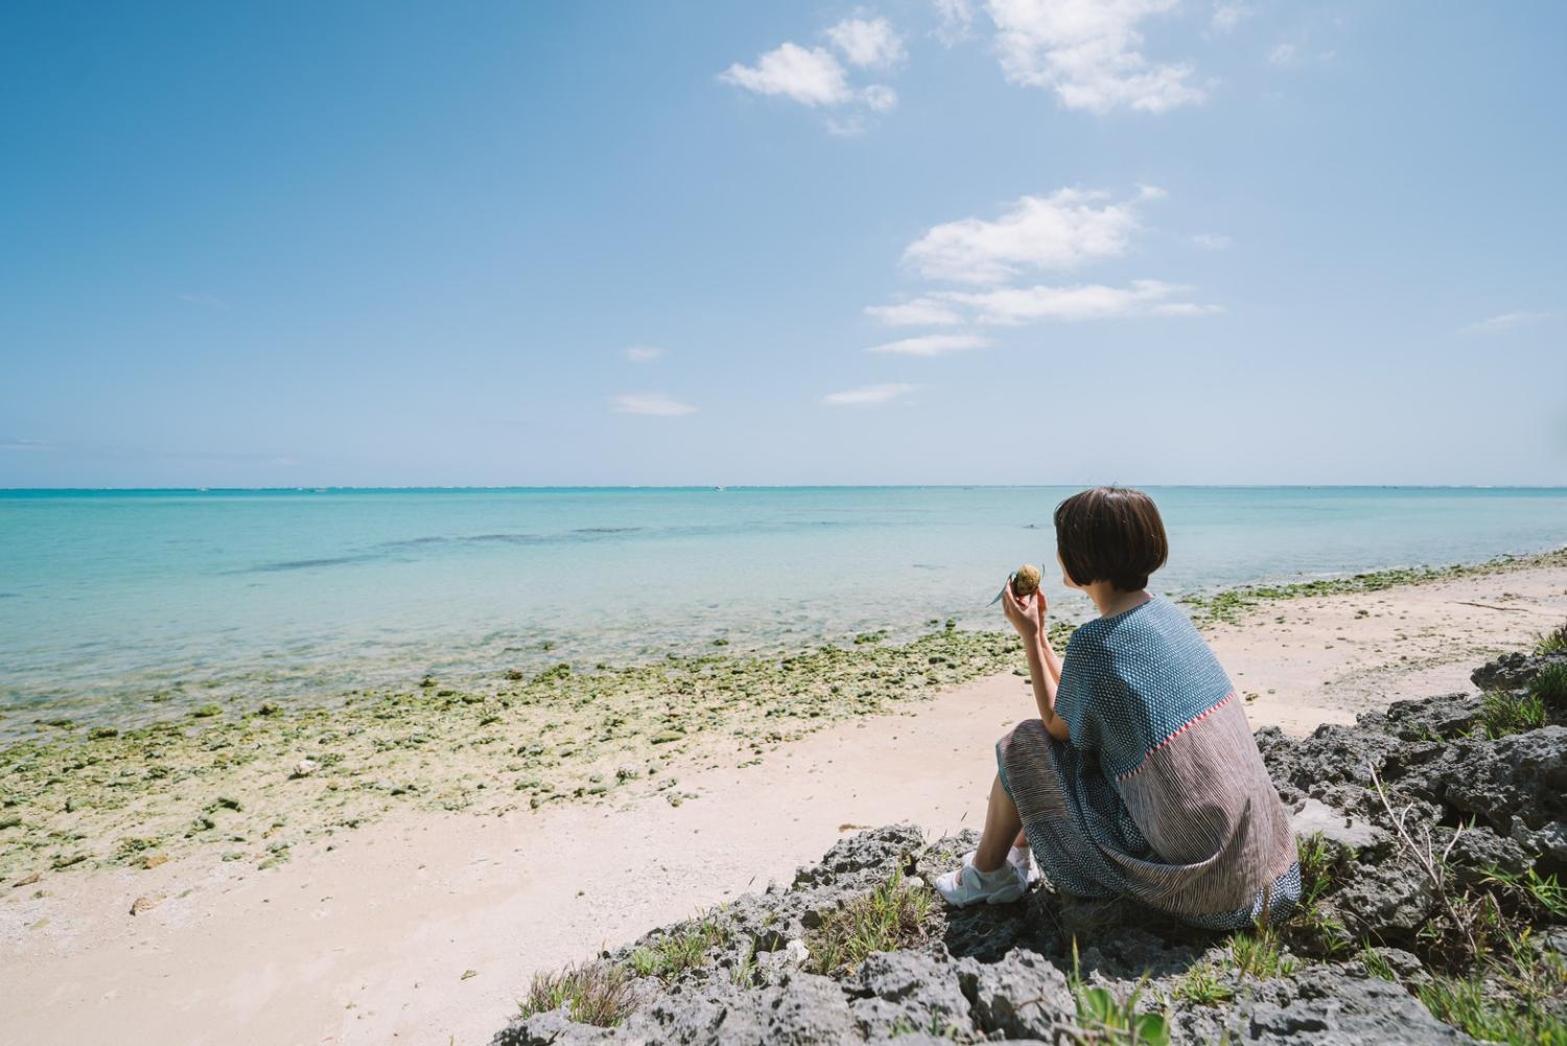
[1004,596,1299,926]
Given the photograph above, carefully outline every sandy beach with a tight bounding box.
[2,552,1565,1045]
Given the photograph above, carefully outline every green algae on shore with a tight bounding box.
[1179,547,1567,625]
[3,546,1561,886]
[0,624,1028,884]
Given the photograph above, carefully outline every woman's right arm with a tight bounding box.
[1002,583,1071,741]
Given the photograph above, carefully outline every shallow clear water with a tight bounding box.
[1,486,1563,730]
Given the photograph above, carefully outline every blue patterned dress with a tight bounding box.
[996,596,1300,929]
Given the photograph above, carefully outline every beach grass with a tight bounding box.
[804,868,933,975]
[517,961,636,1027]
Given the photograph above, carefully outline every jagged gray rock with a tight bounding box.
[492,647,1567,1044]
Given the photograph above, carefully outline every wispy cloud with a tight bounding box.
[178,292,227,308]
[0,438,52,452]
[1210,2,1252,34]
[720,42,853,106]
[867,333,991,356]
[822,382,916,406]
[902,187,1152,285]
[863,185,1219,346]
[611,392,697,416]
[865,299,964,326]
[1269,41,1335,68]
[1460,311,1551,335]
[720,16,904,130]
[825,17,906,69]
[624,345,664,363]
[940,280,1218,325]
[1192,232,1232,250]
[985,0,1206,114]
[932,0,974,45]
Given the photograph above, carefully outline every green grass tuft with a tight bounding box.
[624,913,729,983]
[1359,946,1399,982]
[1284,834,1353,957]
[1231,923,1296,980]
[1482,867,1567,921]
[1532,663,1567,705]
[1067,941,1171,1044]
[806,869,932,975]
[518,961,637,1027]
[1478,690,1548,739]
[1418,969,1567,1046]
[1535,622,1567,656]
[1173,962,1234,1006]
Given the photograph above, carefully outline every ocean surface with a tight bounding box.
[2,486,1564,734]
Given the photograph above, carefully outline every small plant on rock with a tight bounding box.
[1230,924,1296,979]
[1533,663,1567,705]
[518,961,636,1027]
[806,868,932,975]
[624,911,730,983]
[1358,945,1398,982]
[1534,621,1567,656]
[1481,867,1567,921]
[1286,831,1354,957]
[1477,690,1547,739]
[1173,961,1234,1006]
[1067,939,1172,1045]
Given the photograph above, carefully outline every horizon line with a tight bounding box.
[4,483,1567,494]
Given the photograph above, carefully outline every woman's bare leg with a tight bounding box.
[972,774,1023,873]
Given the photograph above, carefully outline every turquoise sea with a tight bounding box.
[1,486,1564,734]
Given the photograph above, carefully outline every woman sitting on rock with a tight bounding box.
[935,486,1301,929]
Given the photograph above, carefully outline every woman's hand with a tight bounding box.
[1000,576,1047,639]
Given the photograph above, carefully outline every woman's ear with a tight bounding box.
[1055,550,1078,590]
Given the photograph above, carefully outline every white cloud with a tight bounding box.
[624,345,664,363]
[1460,311,1551,335]
[826,114,868,137]
[720,42,852,107]
[867,333,991,356]
[866,185,1222,336]
[826,17,906,69]
[938,279,1216,324]
[822,382,917,406]
[1192,232,1232,250]
[984,0,1206,113]
[1267,42,1299,67]
[1210,2,1251,34]
[721,22,905,131]
[865,298,965,326]
[862,84,899,111]
[933,0,975,44]
[902,187,1151,285]
[611,392,697,416]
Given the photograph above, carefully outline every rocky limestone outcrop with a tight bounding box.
[493,648,1567,1044]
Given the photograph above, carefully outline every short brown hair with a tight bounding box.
[1053,486,1168,592]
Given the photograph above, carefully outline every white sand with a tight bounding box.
[3,562,1564,1045]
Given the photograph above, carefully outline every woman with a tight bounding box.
[935,486,1300,930]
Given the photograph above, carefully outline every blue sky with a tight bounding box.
[1,1,1563,487]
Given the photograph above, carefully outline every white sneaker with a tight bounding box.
[962,845,1035,884]
[934,855,1026,907]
